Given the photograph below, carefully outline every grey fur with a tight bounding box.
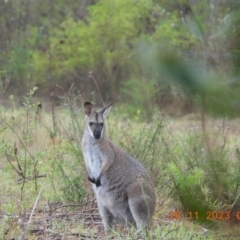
[82,102,155,234]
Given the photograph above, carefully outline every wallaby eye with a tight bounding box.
[89,122,94,126]
[100,123,104,127]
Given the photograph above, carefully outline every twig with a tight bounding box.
[229,192,240,212]
[0,73,10,99]
[21,108,30,199]
[50,199,96,212]
[164,228,179,237]
[44,228,95,239]
[89,71,104,106]
[19,183,46,240]
[5,122,35,159]
[16,174,47,184]
[142,123,162,163]
[5,154,22,176]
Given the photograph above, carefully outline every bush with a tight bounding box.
[167,131,240,223]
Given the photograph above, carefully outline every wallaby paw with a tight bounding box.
[87,176,96,184]
[95,177,101,187]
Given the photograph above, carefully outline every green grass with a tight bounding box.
[1,103,240,239]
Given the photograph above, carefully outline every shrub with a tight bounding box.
[167,131,240,223]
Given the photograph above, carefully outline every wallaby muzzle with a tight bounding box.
[93,125,102,139]
[94,131,101,139]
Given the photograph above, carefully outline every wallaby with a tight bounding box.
[82,102,155,234]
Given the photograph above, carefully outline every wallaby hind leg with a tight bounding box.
[127,182,154,231]
[124,211,136,228]
[98,203,114,234]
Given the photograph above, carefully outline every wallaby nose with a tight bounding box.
[94,131,101,139]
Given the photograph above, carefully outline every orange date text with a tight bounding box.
[169,211,235,221]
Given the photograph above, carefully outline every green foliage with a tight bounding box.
[120,78,156,120]
[167,132,240,223]
[49,145,86,203]
[150,7,197,50]
[1,0,239,119]
[0,96,47,204]
[47,89,87,203]
[43,0,153,100]
[138,42,240,117]
[110,116,164,189]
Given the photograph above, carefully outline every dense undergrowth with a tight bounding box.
[1,0,240,119]
[1,91,240,239]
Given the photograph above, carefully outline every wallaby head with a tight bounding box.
[84,102,113,140]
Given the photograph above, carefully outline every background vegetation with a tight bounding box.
[1,0,240,239]
[1,0,240,118]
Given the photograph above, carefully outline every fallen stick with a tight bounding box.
[16,174,47,184]
[19,183,46,240]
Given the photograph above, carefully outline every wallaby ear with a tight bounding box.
[99,103,113,118]
[84,102,94,116]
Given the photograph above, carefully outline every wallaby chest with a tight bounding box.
[82,137,105,178]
